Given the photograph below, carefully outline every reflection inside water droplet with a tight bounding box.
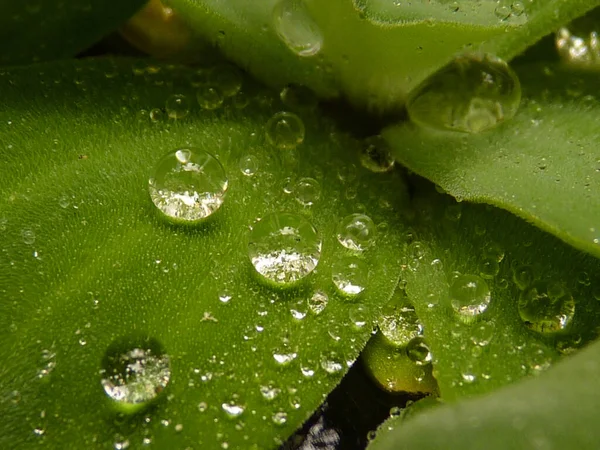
[265,111,305,149]
[272,0,323,57]
[336,213,377,251]
[449,274,491,322]
[518,281,575,334]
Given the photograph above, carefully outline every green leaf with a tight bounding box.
[0,59,409,447]
[0,0,147,65]
[165,0,598,112]
[386,65,600,259]
[365,182,600,402]
[368,332,600,450]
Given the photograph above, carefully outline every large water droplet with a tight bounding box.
[332,257,368,296]
[378,293,423,346]
[248,212,321,285]
[407,53,521,133]
[294,177,321,206]
[518,282,575,333]
[359,136,395,173]
[149,148,228,223]
[449,274,491,322]
[265,111,305,149]
[100,337,170,407]
[336,213,377,251]
[272,0,323,57]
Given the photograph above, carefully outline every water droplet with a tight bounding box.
[248,212,321,285]
[407,53,521,133]
[272,0,323,57]
[165,94,190,119]
[222,401,245,418]
[378,293,423,346]
[239,154,259,177]
[449,274,491,322]
[444,204,462,221]
[265,111,305,149]
[198,401,208,412]
[512,264,534,290]
[332,257,368,296]
[461,371,476,383]
[577,271,591,286]
[320,351,344,374]
[518,282,575,334]
[470,321,495,346]
[272,410,288,426]
[308,290,328,314]
[272,350,297,365]
[360,136,395,173]
[260,384,281,401]
[149,108,165,122]
[100,337,170,406]
[294,177,321,206]
[58,195,70,208]
[149,148,228,223]
[336,213,377,251]
[290,300,307,320]
[218,291,232,304]
[349,303,370,328]
[494,3,511,20]
[22,228,36,245]
[196,86,224,110]
[209,65,242,97]
[511,1,525,16]
[484,242,505,262]
[406,337,432,365]
[479,256,500,279]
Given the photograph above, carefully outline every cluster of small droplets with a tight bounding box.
[556,27,600,66]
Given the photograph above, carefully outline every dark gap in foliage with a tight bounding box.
[280,359,423,450]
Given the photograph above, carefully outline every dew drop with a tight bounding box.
[359,136,395,173]
[149,148,228,223]
[294,177,321,206]
[272,0,323,57]
[406,337,432,366]
[165,94,190,119]
[307,290,328,315]
[320,351,344,374]
[248,212,321,285]
[198,401,208,412]
[336,213,377,251]
[100,337,170,406]
[470,321,495,347]
[407,53,521,134]
[58,195,70,209]
[196,86,224,110]
[239,154,259,177]
[479,256,500,279]
[518,282,575,334]
[378,294,423,347]
[222,401,245,418]
[218,291,232,304]
[280,84,318,110]
[209,65,242,97]
[512,264,534,290]
[332,257,368,296]
[349,304,370,329]
[272,410,288,426]
[265,111,305,149]
[149,108,165,122]
[260,384,281,401]
[449,274,491,322]
[22,228,36,245]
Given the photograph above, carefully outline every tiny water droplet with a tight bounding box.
[149,108,165,122]
[149,148,228,223]
[209,65,242,97]
[265,112,305,149]
[449,274,491,322]
[272,0,323,57]
[407,53,521,134]
[58,195,70,209]
[198,401,208,412]
[320,351,344,374]
[260,384,281,401]
[360,136,395,173]
[280,84,318,110]
[218,291,232,304]
[512,264,534,290]
[332,257,368,296]
[165,94,190,119]
[349,303,370,328]
[336,213,377,251]
[100,337,170,406]
[248,212,321,285]
[479,256,500,279]
[379,293,423,347]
